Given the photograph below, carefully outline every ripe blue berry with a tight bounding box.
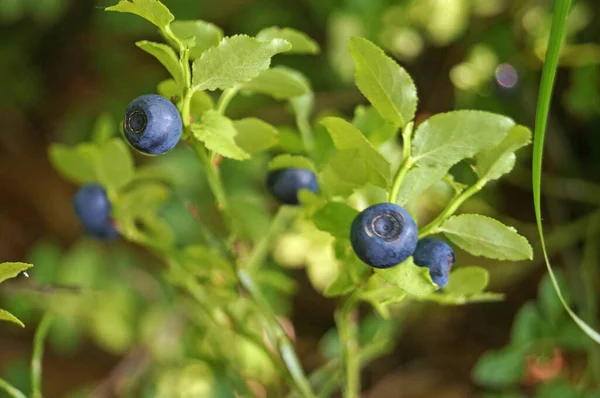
[266,168,319,205]
[413,238,455,287]
[123,94,182,155]
[350,203,418,268]
[73,184,118,239]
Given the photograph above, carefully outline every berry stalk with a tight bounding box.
[389,121,415,204]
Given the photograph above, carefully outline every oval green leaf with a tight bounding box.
[0,262,33,284]
[412,111,515,168]
[440,214,533,261]
[349,36,417,128]
[190,111,250,160]
[192,35,291,91]
[256,26,320,54]
[444,266,489,295]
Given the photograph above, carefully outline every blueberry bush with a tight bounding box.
[0,0,599,397]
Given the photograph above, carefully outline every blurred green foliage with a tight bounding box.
[0,0,599,397]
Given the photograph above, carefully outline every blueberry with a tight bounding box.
[266,168,319,205]
[413,238,455,287]
[350,203,418,268]
[73,184,118,239]
[123,94,182,155]
[84,221,119,240]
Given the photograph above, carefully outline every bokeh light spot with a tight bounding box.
[495,63,518,88]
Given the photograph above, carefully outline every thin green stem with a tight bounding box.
[388,122,415,203]
[238,270,316,398]
[181,89,195,127]
[311,339,391,398]
[190,140,235,230]
[582,216,600,383]
[297,114,314,154]
[418,179,486,238]
[181,48,191,88]
[31,313,53,398]
[244,206,295,271]
[0,379,26,398]
[335,291,360,398]
[216,88,239,115]
[187,86,314,395]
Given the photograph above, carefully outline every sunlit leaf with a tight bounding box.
[349,36,417,128]
[192,35,291,91]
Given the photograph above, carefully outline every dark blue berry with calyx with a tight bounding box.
[350,203,418,268]
[123,94,182,155]
[73,184,118,240]
[413,238,455,287]
[266,168,319,205]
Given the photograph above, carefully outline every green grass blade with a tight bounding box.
[532,0,600,344]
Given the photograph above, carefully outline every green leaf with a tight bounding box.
[135,213,174,250]
[136,41,185,90]
[334,240,370,283]
[319,152,364,197]
[349,36,417,128]
[510,302,543,346]
[360,283,408,310]
[554,320,588,350]
[324,272,355,297]
[92,113,116,145]
[320,117,391,189]
[179,245,235,280]
[419,291,504,305]
[105,0,173,30]
[534,379,580,398]
[191,111,249,160]
[0,309,24,327]
[268,154,316,173]
[241,66,310,100]
[482,392,526,398]
[312,202,359,239]
[233,118,278,154]
[395,165,447,205]
[352,105,398,147]
[170,20,223,59]
[0,262,33,284]
[96,139,135,191]
[373,257,437,296]
[474,125,532,181]
[444,266,489,295]
[156,78,179,98]
[190,91,214,119]
[440,214,533,261]
[48,143,99,184]
[472,346,525,388]
[256,26,319,54]
[228,196,271,243]
[114,182,170,219]
[290,92,314,133]
[411,111,515,168]
[191,35,291,91]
